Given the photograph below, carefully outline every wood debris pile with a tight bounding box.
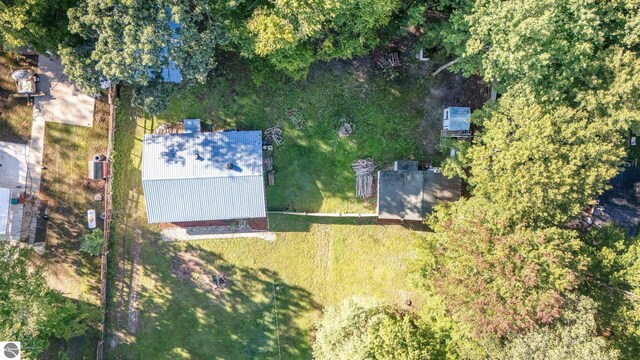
[265,127,283,145]
[352,159,375,199]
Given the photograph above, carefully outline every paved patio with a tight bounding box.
[33,56,95,127]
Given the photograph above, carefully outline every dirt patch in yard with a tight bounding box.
[172,249,229,293]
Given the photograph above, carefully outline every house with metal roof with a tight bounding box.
[376,160,461,223]
[141,130,267,230]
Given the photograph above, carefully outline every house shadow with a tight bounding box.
[107,239,321,359]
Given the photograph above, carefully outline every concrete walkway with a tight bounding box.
[24,56,96,242]
[161,227,277,242]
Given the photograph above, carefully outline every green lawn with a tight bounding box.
[156,57,436,213]
[112,216,423,359]
[106,61,434,359]
[36,100,110,359]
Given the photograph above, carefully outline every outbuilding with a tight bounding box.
[376,160,461,224]
[141,130,267,230]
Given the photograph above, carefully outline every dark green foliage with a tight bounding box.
[0,0,77,53]
[581,225,640,358]
[131,81,179,115]
[79,229,104,256]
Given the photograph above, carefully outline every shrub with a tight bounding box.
[80,229,104,256]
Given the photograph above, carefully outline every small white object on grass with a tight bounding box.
[87,209,97,229]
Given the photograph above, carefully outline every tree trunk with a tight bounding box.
[432,57,462,76]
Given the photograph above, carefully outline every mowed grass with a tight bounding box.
[0,51,36,143]
[157,58,432,213]
[36,100,109,359]
[114,216,423,359]
[107,67,429,358]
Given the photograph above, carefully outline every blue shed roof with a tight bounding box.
[141,131,266,223]
[445,107,471,131]
[183,119,201,133]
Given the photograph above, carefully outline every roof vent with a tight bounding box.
[226,162,233,169]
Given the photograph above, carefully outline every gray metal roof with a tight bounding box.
[444,107,471,131]
[377,170,461,221]
[142,131,266,223]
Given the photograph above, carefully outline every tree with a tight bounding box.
[0,245,91,359]
[61,0,227,91]
[439,0,640,113]
[241,0,401,78]
[495,295,619,360]
[0,0,77,53]
[580,225,640,358]
[417,198,584,338]
[443,94,625,229]
[80,229,104,256]
[313,297,445,359]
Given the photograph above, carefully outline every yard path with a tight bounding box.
[26,56,95,242]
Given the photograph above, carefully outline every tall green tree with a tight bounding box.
[439,0,640,118]
[0,0,77,53]
[241,0,401,78]
[0,245,91,359]
[444,94,625,229]
[313,297,446,359]
[418,198,584,338]
[581,225,640,358]
[61,0,227,92]
[495,295,619,360]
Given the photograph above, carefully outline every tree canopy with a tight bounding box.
[419,197,584,338]
[241,0,401,78]
[0,0,77,53]
[313,298,445,359]
[496,295,619,360]
[61,0,227,92]
[443,94,626,229]
[0,245,92,359]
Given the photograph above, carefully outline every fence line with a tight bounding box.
[267,211,377,218]
[97,84,116,360]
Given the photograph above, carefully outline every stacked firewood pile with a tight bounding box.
[352,159,375,199]
[265,127,283,145]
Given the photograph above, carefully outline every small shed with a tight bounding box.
[443,107,471,131]
[183,119,201,133]
[377,161,461,223]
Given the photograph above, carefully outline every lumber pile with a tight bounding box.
[352,159,375,199]
[265,127,283,145]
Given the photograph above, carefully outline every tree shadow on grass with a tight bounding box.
[110,239,321,359]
